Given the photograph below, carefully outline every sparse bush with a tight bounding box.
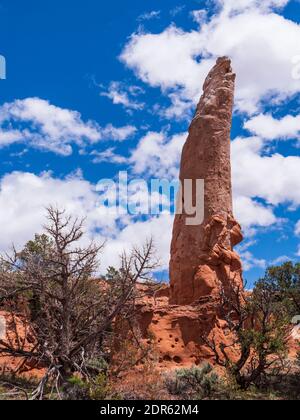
[0,206,158,400]
[62,372,111,400]
[165,363,220,400]
[202,273,290,391]
[88,373,111,400]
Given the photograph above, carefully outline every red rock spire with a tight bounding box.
[169,57,243,305]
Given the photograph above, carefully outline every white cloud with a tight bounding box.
[270,255,292,265]
[191,10,208,25]
[91,148,128,164]
[0,171,116,251]
[91,130,185,176]
[0,171,173,272]
[102,214,173,272]
[0,129,24,146]
[121,0,300,116]
[89,127,299,247]
[236,240,267,271]
[90,126,300,234]
[155,92,195,120]
[170,5,186,17]
[101,124,137,141]
[137,10,161,22]
[215,0,289,13]
[244,113,300,140]
[0,98,136,155]
[233,196,277,229]
[130,131,186,178]
[0,98,100,155]
[232,136,300,207]
[240,250,267,271]
[120,26,213,98]
[100,81,145,111]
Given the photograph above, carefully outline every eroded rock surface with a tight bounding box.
[131,58,246,370]
[169,57,243,305]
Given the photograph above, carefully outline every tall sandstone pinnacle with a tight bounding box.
[169,57,244,305]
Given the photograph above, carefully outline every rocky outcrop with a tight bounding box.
[135,284,240,370]
[169,57,243,305]
[0,311,45,378]
[130,58,245,369]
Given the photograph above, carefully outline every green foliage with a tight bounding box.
[250,277,289,353]
[205,263,294,391]
[230,276,290,389]
[105,266,122,283]
[18,234,54,262]
[165,363,220,400]
[65,373,111,400]
[86,357,109,374]
[88,373,111,400]
[259,262,300,318]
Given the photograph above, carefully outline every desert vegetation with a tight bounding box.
[199,264,300,397]
[0,207,158,400]
[0,208,299,400]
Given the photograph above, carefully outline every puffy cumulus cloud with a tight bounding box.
[120,0,300,116]
[102,214,173,272]
[0,171,173,272]
[130,131,186,178]
[233,196,277,230]
[191,10,209,25]
[0,171,117,252]
[0,98,136,155]
[244,113,300,140]
[91,130,185,177]
[0,129,24,146]
[0,98,100,155]
[231,136,300,207]
[121,26,209,93]
[91,127,298,236]
[215,0,290,13]
[120,25,214,117]
[91,128,299,241]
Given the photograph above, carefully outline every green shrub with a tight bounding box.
[88,373,111,400]
[165,363,220,400]
[64,372,111,400]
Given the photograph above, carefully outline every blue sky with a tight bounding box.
[0,0,300,286]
